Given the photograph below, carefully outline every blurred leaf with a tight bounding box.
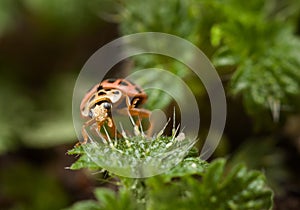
[228,28,300,119]
[94,188,116,207]
[66,188,142,210]
[212,47,240,67]
[118,0,300,125]
[206,1,300,122]
[0,0,18,36]
[228,137,290,194]
[120,0,199,42]
[0,72,78,152]
[95,188,142,210]
[211,25,222,47]
[0,162,69,210]
[0,79,34,154]
[23,118,76,146]
[63,200,101,210]
[129,56,196,111]
[147,159,273,210]
[23,0,101,32]
[119,0,205,110]
[23,73,77,147]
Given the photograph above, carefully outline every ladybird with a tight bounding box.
[80,78,151,144]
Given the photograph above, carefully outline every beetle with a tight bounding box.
[80,78,151,144]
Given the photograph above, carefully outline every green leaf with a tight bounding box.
[0,79,34,154]
[94,188,117,209]
[67,146,101,170]
[203,159,226,190]
[67,127,194,177]
[23,0,99,32]
[67,145,85,155]
[212,47,240,67]
[147,158,273,210]
[69,154,101,171]
[211,25,222,47]
[161,157,208,182]
[65,187,142,210]
[67,151,273,210]
[230,37,300,117]
[63,200,101,210]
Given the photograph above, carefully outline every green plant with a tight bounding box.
[66,133,273,210]
[115,0,300,125]
[64,1,300,209]
[68,127,273,210]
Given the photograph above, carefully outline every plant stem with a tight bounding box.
[121,177,147,209]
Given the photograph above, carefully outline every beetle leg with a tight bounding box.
[116,106,151,136]
[116,107,151,118]
[101,118,122,139]
[128,107,151,118]
[122,96,151,118]
[129,107,153,135]
[80,115,114,145]
[79,118,97,145]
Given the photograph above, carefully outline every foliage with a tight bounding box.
[23,0,101,33]
[22,74,77,147]
[67,146,273,210]
[67,132,273,210]
[118,0,204,109]
[64,187,143,210]
[67,138,196,172]
[0,78,35,153]
[67,122,195,177]
[0,74,77,154]
[116,0,300,123]
[0,0,106,153]
[228,137,290,194]
[147,159,273,210]
[209,1,300,121]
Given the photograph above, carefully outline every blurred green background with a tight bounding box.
[0,0,300,209]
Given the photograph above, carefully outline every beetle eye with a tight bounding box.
[103,102,112,110]
[88,110,93,118]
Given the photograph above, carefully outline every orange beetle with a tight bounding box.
[80,78,151,143]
